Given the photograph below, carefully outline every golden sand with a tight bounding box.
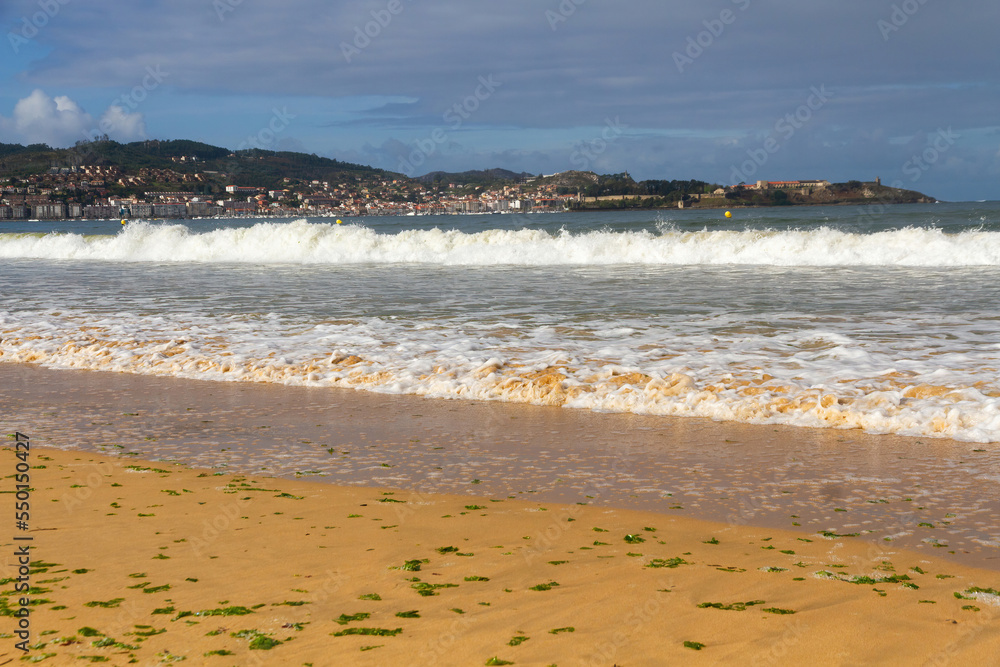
[2,447,998,666]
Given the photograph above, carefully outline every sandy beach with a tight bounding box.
[1,364,999,664]
[1,446,998,665]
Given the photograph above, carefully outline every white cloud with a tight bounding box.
[0,90,146,146]
[98,104,146,141]
[9,89,91,145]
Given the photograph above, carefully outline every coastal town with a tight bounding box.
[0,169,902,221]
[0,160,587,220]
[0,139,931,221]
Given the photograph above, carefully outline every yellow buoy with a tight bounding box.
[121,219,127,225]
[725,211,732,218]
[336,219,343,224]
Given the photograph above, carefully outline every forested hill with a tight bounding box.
[0,139,391,188]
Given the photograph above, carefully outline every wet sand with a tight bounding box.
[1,363,997,571]
[1,447,998,665]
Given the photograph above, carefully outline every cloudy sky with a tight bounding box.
[1,0,997,200]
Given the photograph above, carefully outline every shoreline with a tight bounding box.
[5,446,999,664]
[2,362,998,573]
[0,199,943,224]
[572,199,938,212]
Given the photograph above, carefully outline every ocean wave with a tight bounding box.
[2,219,1000,266]
[2,310,999,442]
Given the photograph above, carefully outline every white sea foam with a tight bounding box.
[5,209,1000,441]
[2,308,999,442]
[3,219,1000,266]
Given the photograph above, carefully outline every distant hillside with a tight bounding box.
[565,176,937,211]
[416,168,532,186]
[821,181,935,204]
[0,139,393,189]
[535,171,600,188]
[715,181,936,208]
[0,142,51,158]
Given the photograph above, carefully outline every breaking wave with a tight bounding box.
[3,219,1000,266]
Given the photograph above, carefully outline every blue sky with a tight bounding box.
[1,0,998,200]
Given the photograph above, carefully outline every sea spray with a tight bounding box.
[2,219,1000,266]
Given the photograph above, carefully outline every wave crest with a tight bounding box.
[2,219,1000,266]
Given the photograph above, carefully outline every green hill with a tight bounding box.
[0,139,393,189]
[416,168,533,186]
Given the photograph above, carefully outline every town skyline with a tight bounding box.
[2,143,932,221]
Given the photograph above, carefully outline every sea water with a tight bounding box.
[2,203,999,442]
